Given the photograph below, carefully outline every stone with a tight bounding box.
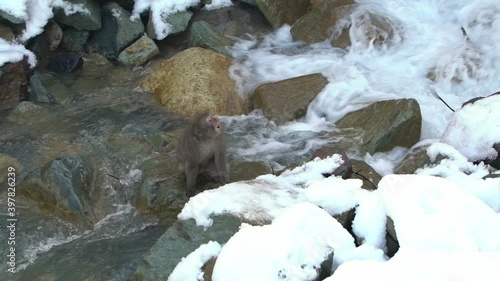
[291,0,355,45]
[312,146,352,179]
[46,53,83,74]
[0,62,29,110]
[61,28,90,51]
[189,21,235,56]
[335,99,422,154]
[117,35,160,66]
[350,159,381,190]
[14,101,43,114]
[90,2,145,58]
[131,215,242,281]
[146,10,193,39]
[54,0,102,31]
[256,0,311,28]
[141,47,245,116]
[241,0,257,5]
[44,21,63,51]
[394,145,431,174]
[28,72,57,103]
[0,25,15,42]
[254,73,328,125]
[0,10,24,24]
[0,153,22,185]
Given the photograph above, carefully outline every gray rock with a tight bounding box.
[61,28,90,51]
[131,215,242,281]
[241,0,257,5]
[256,0,310,28]
[29,72,56,103]
[335,99,422,154]
[45,21,63,51]
[14,101,43,114]
[311,146,352,179]
[0,10,24,24]
[394,145,431,174]
[54,0,102,31]
[0,25,15,42]
[254,73,328,125]
[189,21,235,56]
[146,10,193,39]
[90,2,145,58]
[20,155,104,227]
[117,35,160,65]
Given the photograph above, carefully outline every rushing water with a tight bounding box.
[1,0,499,280]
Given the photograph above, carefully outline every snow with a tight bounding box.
[168,241,222,281]
[0,38,36,67]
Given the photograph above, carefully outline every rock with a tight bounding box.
[47,53,83,74]
[386,216,399,257]
[256,0,311,29]
[61,28,90,51]
[241,0,257,5]
[0,25,15,42]
[0,62,29,110]
[312,146,352,179]
[0,153,22,185]
[254,73,328,125]
[191,2,273,37]
[54,0,102,31]
[291,0,356,45]
[202,258,216,281]
[461,91,500,108]
[335,99,422,154]
[13,101,43,114]
[0,10,24,24]
[348,11,403,50]
[141,47,245,116]
[189,21,235,56]
[28,72,57,103]
[394,145,431,174]
[350,159,381,190]
[90,2,145,59]
[131,215,242,281]
[44,21,63,51]
[230,161,272,182]
[20,155,108,227]
[146,10,193,39]
[117,35,160,66]
[483,173,500,180]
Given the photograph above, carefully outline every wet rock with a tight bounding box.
[202,258,216,281]
[20,155,108,227]
[44,21,63,51]
[312,146,352,179]
[191,2,273,37]
[291,0,356,45]
[28,72,56,103]
[256,0,311,29]
[13,101,43,114]
[350,159,381,190]
[90,2,145,59]
[0,153,22,185]
[394,145,432,174]
[241,0,257,5]
[346,10,403,50]
[0,10,23,24]
[0,62,29,110]
[146,10,193,39]
[117,35,160,66]
[254,73,328,125]
[335,99,422,154]
[189,21,235,56]
[0,25,15,42]
[61,28,90,51]
[54,0,102,31]
[141,47,245,116]
[47,53,83,74]
[131,215,242,281]
[80,52,112,77]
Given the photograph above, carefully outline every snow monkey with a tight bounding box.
[176,112,229,197]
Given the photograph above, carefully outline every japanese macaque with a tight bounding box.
[176,112,229,197]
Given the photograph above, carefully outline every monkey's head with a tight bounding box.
[193,112,222,138]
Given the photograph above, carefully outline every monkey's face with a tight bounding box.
[207,114,222,135]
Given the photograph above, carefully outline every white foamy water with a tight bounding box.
[230,0,500,143]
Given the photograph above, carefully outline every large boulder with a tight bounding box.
[189,21,235,56]
[256,0,311,28]
[335,99,422,154]
[90,2,144,58]
[254,73,328,125]
[141,47,245,116]
[291,0,356,45]
[54,0,102,31]
[131,215,242,281]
